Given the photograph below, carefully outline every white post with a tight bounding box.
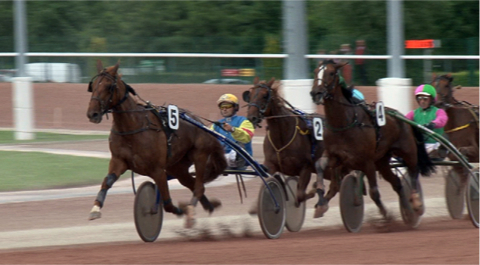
[376,77,411,115]
[12,77,35,140]
[281,79,315,113]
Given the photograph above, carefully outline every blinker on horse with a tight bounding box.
[311,60,434,220]
[86,60,227,228]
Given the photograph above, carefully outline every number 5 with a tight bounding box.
[168,105,179,130]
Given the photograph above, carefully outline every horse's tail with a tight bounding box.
[203,149,228,183]
[411,125,435,176]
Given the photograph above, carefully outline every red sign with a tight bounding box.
[405,39,435,49]
[221,69,239,77]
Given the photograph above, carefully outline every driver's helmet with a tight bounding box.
[414,84,437,102]
[217,93,239,107]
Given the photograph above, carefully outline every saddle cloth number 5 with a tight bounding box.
[168,105,179,130]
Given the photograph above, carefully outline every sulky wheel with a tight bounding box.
[134,181,163,242]
[339,172,364,233]
[399,175,423,228]
[284,176,306,232]
[257,177,286,239]
[466,168,479,228]
[445,169,465,219]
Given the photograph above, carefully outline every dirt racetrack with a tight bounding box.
[0,82,478,264]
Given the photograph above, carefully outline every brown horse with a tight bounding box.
[431,73,479,164]
[243,77,346,217]
[86,60,227,227]
[310,60,434,218]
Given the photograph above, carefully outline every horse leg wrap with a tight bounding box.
[95,173,117,208]
[316,189,326,206]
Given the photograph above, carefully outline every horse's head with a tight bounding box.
[310,60,347,105]
[242,77,277,128]
[86,60,124,123]
[431,73,460,106]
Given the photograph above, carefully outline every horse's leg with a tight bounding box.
[89,157,127,220]
[364,162,389,217]
[147,168,183,217]
[395,144,425,215]
[167,159,221,214]
[458,145,479,162]
[312,156,330,218]
[324,166,342,201]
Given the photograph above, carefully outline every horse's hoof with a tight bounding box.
[88,211,101,220]
[313,204,329,218]
[209,198,222,210]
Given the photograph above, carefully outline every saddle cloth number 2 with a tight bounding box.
[313,117,323,140]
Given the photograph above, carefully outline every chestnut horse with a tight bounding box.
[243,77,347,217]
[432,74,479,185]
[86,60,227,227]
[310,60,434,219]
[432,73,479,163]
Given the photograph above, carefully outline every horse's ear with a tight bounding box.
[446,73,454,82]
[431,73,437,81]
[335,61,348,70]
[112,61,120,74]
[96,60,103,73]
[267,77,275,87]
[253,76,259,85]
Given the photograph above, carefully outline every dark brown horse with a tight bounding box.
[431,73,479,163]
[86,60,227,227]
[243,77,346,217]
[310,60,434,218]
[432,74,479,187]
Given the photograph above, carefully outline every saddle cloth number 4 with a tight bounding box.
[376,102,386,127]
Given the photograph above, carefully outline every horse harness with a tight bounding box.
[316,62,382,143]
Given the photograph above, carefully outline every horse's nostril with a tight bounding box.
[88,112,99,119]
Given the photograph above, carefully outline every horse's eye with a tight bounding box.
[329,72,334,76]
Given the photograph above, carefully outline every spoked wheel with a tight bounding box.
[339,172,364,233]
[445,169,465,219]
[399,174,423,228]
[466,168,479,228]
[134,181,163,242]
[284,176,306,232]
[258,177,286,239]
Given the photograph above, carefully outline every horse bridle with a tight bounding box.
[313,63,339,101]
[247,83,273,123]
[88,71,130,116]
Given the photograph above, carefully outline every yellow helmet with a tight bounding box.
[217,93,239,106]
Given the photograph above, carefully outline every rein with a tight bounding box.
[267,117,309,173]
